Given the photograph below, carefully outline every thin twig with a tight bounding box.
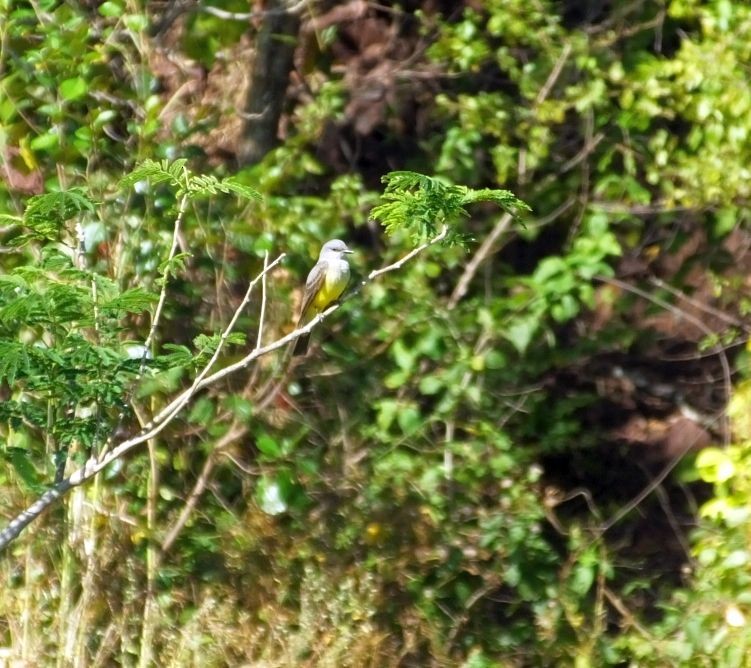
[598,410,724,536]
[535,42,572,105]
[648,276,748,331]
[589,201,692,215]
[160,421,248,555]
[526,196,577,230]
[140,192,189,374]
[138,405,159,668]
[603,587,655,639]
[559,133,604,173]
[156,253,286,428]
[448,213,512,309]
[200,0,308,21]
[255,251,269,349]
[648,467,694,563]
[543,486,603,535]
[367,225,448,281]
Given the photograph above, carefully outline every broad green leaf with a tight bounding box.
[59,77,87,101]
[256,434,282,458]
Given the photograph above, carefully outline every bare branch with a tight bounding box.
[448,213,512,310]
[200,0,308,21]
[534,42,572,106]
[160,422,248,555]
[0,253,284,552]
[597,414,719,536]
[0,226,448,552]
[648,276,748,331]
[156,252,286,429]
[256,251,269,349]
[367,225,448,281]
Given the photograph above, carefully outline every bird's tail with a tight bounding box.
[291,308,312,357]
[292,332,310,356]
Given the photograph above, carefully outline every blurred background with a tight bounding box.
[1,0,751,665]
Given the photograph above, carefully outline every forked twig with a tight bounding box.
[153,252,286,429]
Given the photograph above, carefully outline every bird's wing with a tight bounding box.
[297,259,327,325]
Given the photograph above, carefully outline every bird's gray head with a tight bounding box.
[319,239,354,259]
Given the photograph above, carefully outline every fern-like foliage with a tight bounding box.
[19,188,96,240]
[119,158,189,190]
[120,159,261,202]
[188,174,261,201]
[99,288,158,316]
[0,341,30,385]
[0,213,22,227]
[157,252,192,282]
[371,171,530,243]
[193,332,246,363]
[0,160,264,488]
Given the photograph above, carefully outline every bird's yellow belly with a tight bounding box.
[313,274,346,310]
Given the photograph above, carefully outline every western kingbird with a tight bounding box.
[293,239,354,356]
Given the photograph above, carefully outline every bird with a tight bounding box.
[293,239,354,356]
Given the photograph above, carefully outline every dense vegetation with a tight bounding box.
[1,0,751,665]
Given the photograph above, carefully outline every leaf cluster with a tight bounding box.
[120,159,261,201]
[371,171,529,242]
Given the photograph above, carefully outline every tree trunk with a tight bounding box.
[238,0,300,166]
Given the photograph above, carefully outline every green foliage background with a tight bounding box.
[1,0,751,665]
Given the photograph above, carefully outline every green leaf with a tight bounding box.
[371,170,528,242]
[124,13,148,31]
[256,474,287,515]
[23,188,96,239]
[256,434,282,458]
[157,343,193,368]
[188,397,215,424]
[504,315,539,354]
[101,287,157,315]
[157,251,192,279]
[59,77,88,101]
[220,177,262,201]
[418,374,443,395]
[0,341,29,384]
[391,339,415,371]
[29,133,59,152]
[0,214,22,226]
[186,174,261,201]
[375,399,398,433]
[696,447,736,483]
[119,159,188,190]
[462,187,531,214]
[98,1,123,16]
[570,562,596,596]
[396,403,421,435]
